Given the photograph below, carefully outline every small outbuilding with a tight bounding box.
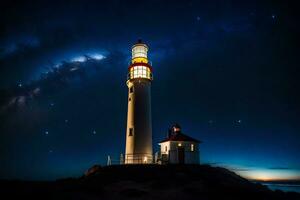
[157,124,201,164]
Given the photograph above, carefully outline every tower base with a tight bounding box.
[124,153,153,164]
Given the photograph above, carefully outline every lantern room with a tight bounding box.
[128,40,153,81]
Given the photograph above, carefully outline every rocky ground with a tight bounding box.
[1,164,299,200]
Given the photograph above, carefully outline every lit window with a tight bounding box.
[178,143,182,147]
[143,156,148,163]
[173,127,180,132]
[129,128,133,136]
[132,45,148,59]
[129,66,152,80]
[191,144,194,151]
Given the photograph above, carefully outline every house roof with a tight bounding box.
[159,132,201,143]
[159,123,201,143]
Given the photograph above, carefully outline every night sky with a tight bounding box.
[0,0,299,181]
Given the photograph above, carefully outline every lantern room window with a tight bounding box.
[129,66,152,80]
[132,45,148,59]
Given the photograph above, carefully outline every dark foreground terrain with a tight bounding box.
[1,165,299,200]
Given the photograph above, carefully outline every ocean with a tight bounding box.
[261,183,300,193]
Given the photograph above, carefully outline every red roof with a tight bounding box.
[159,132,201,143]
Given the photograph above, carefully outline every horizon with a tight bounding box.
[0,0,299,182]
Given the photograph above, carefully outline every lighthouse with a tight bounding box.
[125,40,153,164]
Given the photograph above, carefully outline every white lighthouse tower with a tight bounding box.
[125,40,153,164]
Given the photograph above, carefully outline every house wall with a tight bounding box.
[160,141,170,154]
[159,141,200,164]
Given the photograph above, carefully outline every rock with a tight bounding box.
[1,164,299,200]
[84,165,102,176]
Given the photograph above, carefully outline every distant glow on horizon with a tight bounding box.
[226,166,300,181]
[242,171,300,181]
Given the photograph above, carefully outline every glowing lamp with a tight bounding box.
[143,156,148,163]
[132,42,148,64]
[173,127,180,132]
[127,40,153,81]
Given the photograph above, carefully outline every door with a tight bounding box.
[178,147,185,164]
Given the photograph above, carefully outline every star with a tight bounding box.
[196,16,201,21]
[50,102,55,107]
[65,119,69,123]
[45,131,49,135]
[18,83,22,87]
[92,130,97,135]
[272,15,276,19]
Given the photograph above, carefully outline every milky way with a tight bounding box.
[0,54,107,113]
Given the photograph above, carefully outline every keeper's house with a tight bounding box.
[157,124,201,164]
